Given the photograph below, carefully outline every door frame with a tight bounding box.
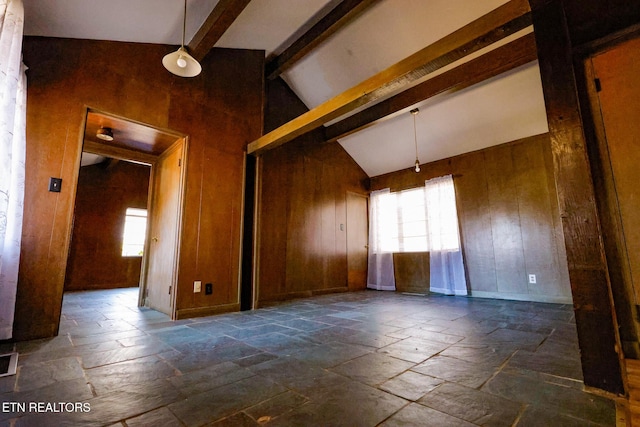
[66,108,188,320]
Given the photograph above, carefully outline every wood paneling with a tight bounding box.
[452,154,497,293]
[256,78,369,304]
[392,252,430,294]
[256,147,289,298]
[371,134,572,303]
[17,39,263,340]
[514,137,569,298]
[65,161,150,291]
[485,143,527,295]
[85,110,181,156]
[625,359,640,425]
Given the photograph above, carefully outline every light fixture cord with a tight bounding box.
[413,111,419,163]
[181,0,187,48]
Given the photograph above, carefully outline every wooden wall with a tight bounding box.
[17,38,264,340]
[256,78,369,303]
[65,161,150,291]
[371,133,572,303]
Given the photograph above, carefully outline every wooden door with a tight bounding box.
[346,192,368,291]
[144,141,184,315]
[591,37,640,303]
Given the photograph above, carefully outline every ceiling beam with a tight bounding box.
[248,0,531,156]
[187,0,252,62]
[83,141,158,165]
[265,0,381,80]
[324,32,538,143]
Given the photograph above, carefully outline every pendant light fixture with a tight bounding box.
[411,108,421,173]
[162,0,202,77]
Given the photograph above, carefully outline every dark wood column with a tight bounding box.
[530,0,623,393]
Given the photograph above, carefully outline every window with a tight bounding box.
[368,175,467,295]
[374,183,460,253]
[122,208,147,256]
[396,187,429,252]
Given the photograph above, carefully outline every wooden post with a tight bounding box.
[530,0,623,393]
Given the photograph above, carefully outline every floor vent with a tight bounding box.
[0,352,18,377]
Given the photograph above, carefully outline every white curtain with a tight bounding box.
[425,175,467,296]
[367,189,396,291]
[0,0,26,340]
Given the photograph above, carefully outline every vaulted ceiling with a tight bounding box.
[23,0,548,177]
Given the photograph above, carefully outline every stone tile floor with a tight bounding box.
[0,288,618,426]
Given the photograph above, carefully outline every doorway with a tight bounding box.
[64,109,187,318]
[346,191,369,291]
[64,157,151,292]
[585,34,640,358]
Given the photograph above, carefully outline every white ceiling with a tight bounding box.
[80,153,106,167]
[216,0,337,56]
[340,62,549,176]
[23,0,218,45]
[23,0,549,177]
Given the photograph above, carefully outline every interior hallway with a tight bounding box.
[0,288,616,426]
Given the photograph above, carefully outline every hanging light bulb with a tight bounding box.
[163,0,202,77]
[411,108,421,173]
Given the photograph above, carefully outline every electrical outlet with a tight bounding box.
[48,177,62,192]
[205,283,213,295]
[194,281,202,293]
[528,274,537,284]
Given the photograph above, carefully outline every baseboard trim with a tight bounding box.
[367,284,395,291]
[470,291,573,304]
[175,303,240,320]
[257,287,349,307]
[430,287,468,296]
